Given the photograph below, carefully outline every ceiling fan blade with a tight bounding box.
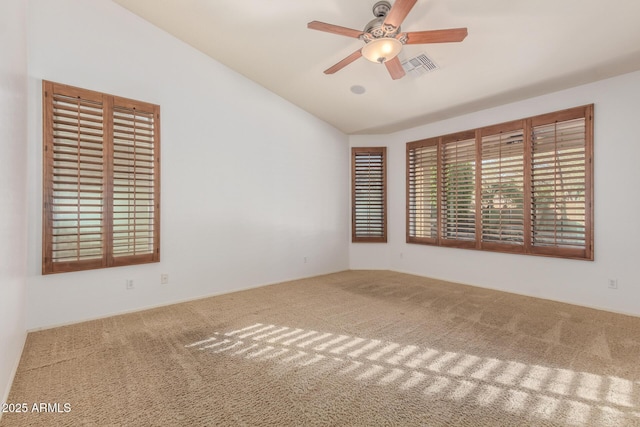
[405,28,468,44]
[324,49,363,74]
[383,0,417,28]
[307,21,363,39]
[385,56,406,80]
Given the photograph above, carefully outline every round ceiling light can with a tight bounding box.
[350,85,366,95]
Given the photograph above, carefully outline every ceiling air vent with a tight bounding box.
[401,53,439,77]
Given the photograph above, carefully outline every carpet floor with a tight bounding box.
[2,270,640,426]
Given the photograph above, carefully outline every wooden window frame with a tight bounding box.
[406,105,593,261]
[42,81,161,274]
[352,147,387,243]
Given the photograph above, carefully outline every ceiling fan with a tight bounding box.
[307,0,467,80]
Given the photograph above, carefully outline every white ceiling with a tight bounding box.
[112,0,640,134]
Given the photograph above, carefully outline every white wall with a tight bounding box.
[0,0,28,405]
[26,0,349,329]
[351,70,640,317]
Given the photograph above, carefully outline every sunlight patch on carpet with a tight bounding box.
[186,322,640,426]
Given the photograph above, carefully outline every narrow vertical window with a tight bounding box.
[352,147,386,242]
[43,81,160,274]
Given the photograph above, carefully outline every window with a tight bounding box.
[407,105,593,260]
[407,139,437,244]
[42,81,160,274]
[442,132,477,246]
[352,147,386,242]
[481,122,525,248]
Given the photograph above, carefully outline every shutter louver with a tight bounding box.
[481,130,525,245]
[112,104,157,260]
[441,137,476,242]
[407,142,438,243]
[45,86,106,272]
[531,117,587,251]
[352,148,386,242]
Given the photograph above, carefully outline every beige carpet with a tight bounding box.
[2,270,640,426]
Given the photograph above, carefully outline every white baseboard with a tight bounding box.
[388,268,640,319]
[28,269,349,332]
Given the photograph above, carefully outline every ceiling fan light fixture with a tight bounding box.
[361,37,402,63]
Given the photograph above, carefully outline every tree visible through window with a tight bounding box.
[42,81,161,274]
[407,105,593,260]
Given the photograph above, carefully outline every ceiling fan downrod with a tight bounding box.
[372,1,391,17]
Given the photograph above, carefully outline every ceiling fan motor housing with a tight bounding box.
[362,1,405,44]
[364,16,400,38]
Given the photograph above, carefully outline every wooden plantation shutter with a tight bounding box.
[405,105,593,260]
[43,83,107,273]
[530,106,593,259]
[407,139,438,244]
[352,147,387,242]
[441,132,476,247]
[480,122,525,252]
[43,81,160,274]
[111,99,160,266]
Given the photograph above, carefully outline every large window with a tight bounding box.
[352,147,387,243]
[407,105,593,260]
[42,81,161,274]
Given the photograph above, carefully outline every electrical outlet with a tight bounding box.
[304,256,308,264]
[608,279,618,289]
[160,273,169,285]
[126,279,134,290]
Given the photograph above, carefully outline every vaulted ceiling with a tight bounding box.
[113,0,640,134]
